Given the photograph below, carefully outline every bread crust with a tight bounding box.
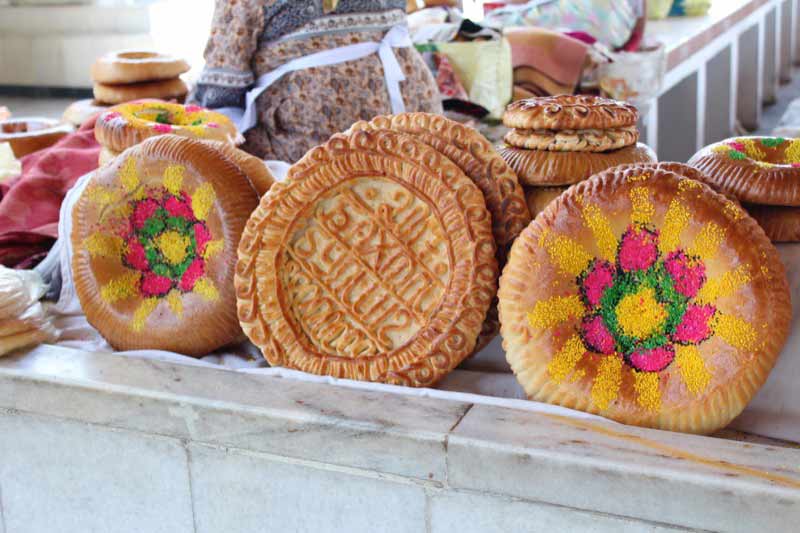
[503,95,639,130]
[71,135,259,355]
[499,165,790,434]
[92,51,189,84]
[236,129,498,386]
[93,78,188,105]
[95,101,241,153]
[688,137,800,205]
[499,142,657,186]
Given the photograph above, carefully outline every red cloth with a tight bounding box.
[0,117,100,267]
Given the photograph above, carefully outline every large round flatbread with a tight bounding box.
[499,165,790,434]
[236,129,498,386]
[72,135,259,355]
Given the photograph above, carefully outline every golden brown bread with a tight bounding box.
[744,204,800,242]
[524,186,568,218]
[499,142,657,186]
[92,51,190,84]
[688,137,800,206]
[236,129,498,386]
[499,165,790,434]
[350,112,530,248]
[71,135,259,355]
[93,78,188,105]
[95,100,241,153]
[503,95,639,131]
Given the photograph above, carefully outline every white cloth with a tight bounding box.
[216,24,412,133]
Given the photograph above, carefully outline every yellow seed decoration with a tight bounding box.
[723,200,744,221]
[528,295,585,330]
[696,264,751,303]
[785,139,800,164]
[100,271,140,303]
[162,165,185,196]
[83,232,123,259]
[688,222,725,261]
[156,231,191,265]
[629,187,654,225]
[544,234,593,275]
[659,199,690,254]
[193,278,219,301]
[84,185,121,207]
[167,290,183,318]
[677,179,702,192]
[634,371,661,412]
[582,204,618,261]
[742,138,766,161]
[615,287,667,338]
[132,298,159,332]
[202,239,225,259]
[626,173,650,182]
[547,334,585,384]
[711,145,731,154]
[591,356,623,410]
[191,183,216,221]
[119,157,140,193]
[714,313,757,350]
[675,345,712,395]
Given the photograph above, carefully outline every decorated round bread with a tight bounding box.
[503,95,639,131]
[688,136,800,205]
[72,135,259,355]
[236,129,498,386]
[95,100,241,153]
[499,142,657,186]
[350,113,530,248]
[498,166,790,433]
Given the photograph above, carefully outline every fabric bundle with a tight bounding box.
[0,266,58,357]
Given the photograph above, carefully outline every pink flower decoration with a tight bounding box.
[132,199,159,229]
[179,258,205,292]
[664,251,706,298]
[581,260,615,307]
[207,122,219,128]
[104,111,122,121]
[184,105,203,113]
[728,141,746,152]
[193,223,212,254]
[618,228,659,272]
[672,304,716,344]
[125,240,149,271]
[792,163,800,168]
[153,123,173,133]
[628,345,675,373]
[141,273,173,297]
[165,195,194,220]
[581,315,615,354]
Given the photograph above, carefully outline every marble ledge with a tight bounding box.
[0,345,798,532]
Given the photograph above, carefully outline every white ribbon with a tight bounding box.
[216,24,412,133]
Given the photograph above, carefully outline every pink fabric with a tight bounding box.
[504,27,588,87]
[0,118,100,267]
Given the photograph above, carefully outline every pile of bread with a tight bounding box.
[61,93,793,436]
[0,266,58,357]
[91,51,189,105]
[497,94,656,218]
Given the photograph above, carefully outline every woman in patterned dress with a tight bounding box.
[190,0,442,162]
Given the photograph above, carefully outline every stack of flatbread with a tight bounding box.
[0,266,58,357]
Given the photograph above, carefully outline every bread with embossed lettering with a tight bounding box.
[236,129,498,386]
[498,165,790,434]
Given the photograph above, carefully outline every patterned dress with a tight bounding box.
[190,0,442,162]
